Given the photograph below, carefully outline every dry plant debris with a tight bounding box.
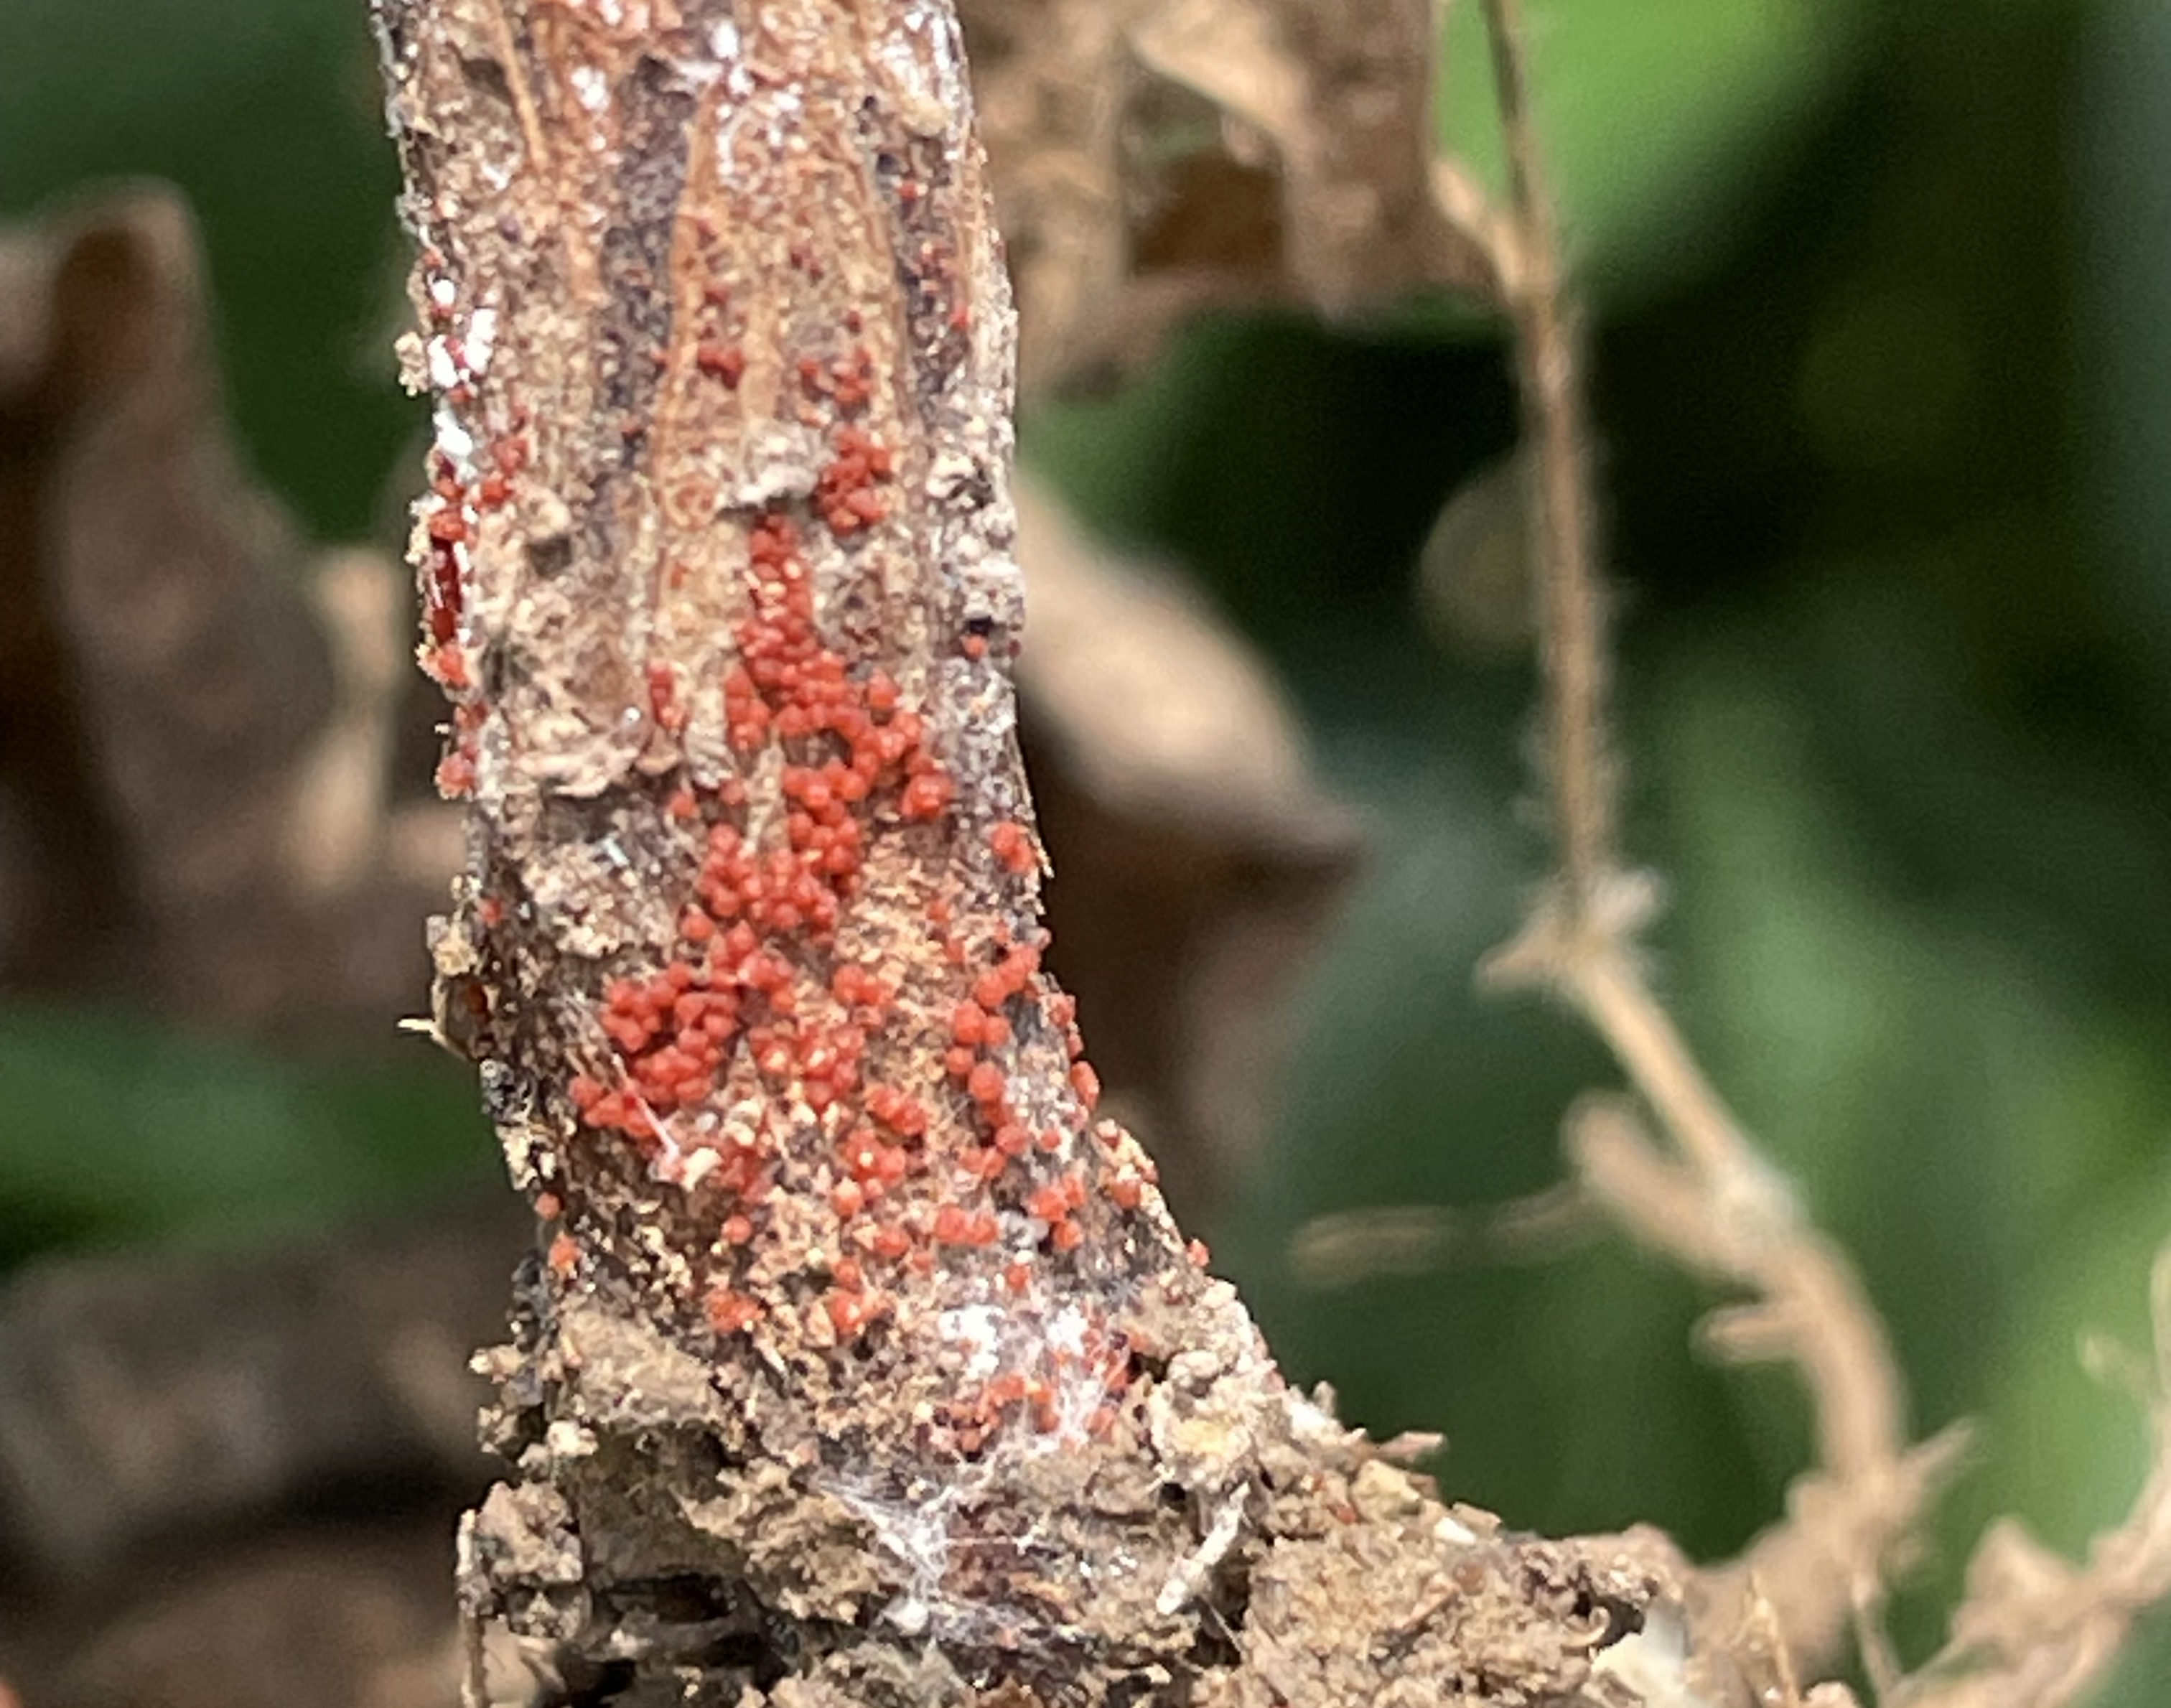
[0,1192,524,1588]
[959,0,1491,389]
[372,0,1684,1702]
[0,188,456,1033]
[1,0,2157,1704]
[370,0,2171,1697]
[1421,3,2171,1704]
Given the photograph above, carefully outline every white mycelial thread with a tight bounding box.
[939,1302,1005,1381]
[823,1476,961,1637]
[434,405,476,467]
[465,306,499,373]
[570,65,610,114]
[426,337,463,391]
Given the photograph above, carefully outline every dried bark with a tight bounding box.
[0,182,1347,1241]
[371,2,1686,1704]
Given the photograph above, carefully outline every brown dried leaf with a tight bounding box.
[962,0,1493,391]
[0,1190,523,1587]
[0,187,453,1033]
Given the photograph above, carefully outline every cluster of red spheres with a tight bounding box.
[418,277,1169,1442]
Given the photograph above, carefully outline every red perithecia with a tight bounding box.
[648,662,687,733]
[695,340,747,387]
[989,819,1036,875]
[705,1287,765,1335]
[816,423,894,536]
[519,331,1147,1389]
[435,739,478,797]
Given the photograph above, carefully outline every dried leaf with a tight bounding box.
[0,187,452,1032]
[963,0,1492,390]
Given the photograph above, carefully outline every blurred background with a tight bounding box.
[2,0,2170,1701]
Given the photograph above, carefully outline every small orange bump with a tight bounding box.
[1070,1061,1101,1110]
[706,1287,764,1335]
[966,1060,1006,1106]
[988,820,1035,875]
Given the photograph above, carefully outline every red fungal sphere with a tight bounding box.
[1025,1185,1069,1223]
[989,821,1035,875]
[696,340,747,386]
[900,771,953,821]
[825,1289,869,1337]
[436,749,477,797]
[966,1060,1006,1106]
[994,1124,1031,1158]
[1070,1061,1101,1110]
[706,1288,764,1335]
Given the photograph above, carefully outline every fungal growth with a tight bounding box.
[375,1,1674,1702]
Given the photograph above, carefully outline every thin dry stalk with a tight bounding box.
[1442,4,2171,1702]
[1476,0,1613,913]
[1444,0,1944,1679]
[1889,1249,2171,1708]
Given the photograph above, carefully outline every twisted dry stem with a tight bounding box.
[1438,0,1933,1669]
[375,1,1687,1703]
[1476,0,1614,915]
[1447,2,2171,1702]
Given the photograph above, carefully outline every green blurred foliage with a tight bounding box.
[0,1007,490,1269]
[5,0,2171,1695]
[1434,0,1874,309]
[1035,0,2171,1694]
[0,0,417,538]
